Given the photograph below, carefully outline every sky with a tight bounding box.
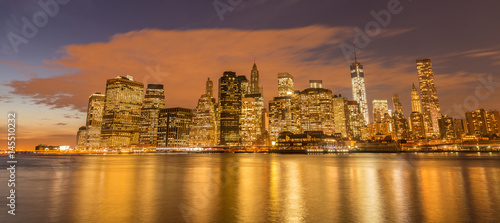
[1,0,500,150]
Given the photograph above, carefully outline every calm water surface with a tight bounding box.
[1,153,499,223]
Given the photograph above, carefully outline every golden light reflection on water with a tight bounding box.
[5,153,500,223]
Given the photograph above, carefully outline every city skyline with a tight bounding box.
[1,0,500,149]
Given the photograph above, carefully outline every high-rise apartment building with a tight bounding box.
[409,112,425,139]
[139,84,166,147]
[416,59,442,137]
[392,94,404,115]
[100,76,144,148]
[85,92,105,149]
[465,109,500,136]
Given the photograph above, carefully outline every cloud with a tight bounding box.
[55,123,67,126]
[2,25,483,117]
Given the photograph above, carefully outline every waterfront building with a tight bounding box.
[453,119,468,139]
[416,58,442,137]
[158,107,193,147]
[465,109,500,136]
[139,84,166,147]
[100,76,144,148]
[240,95,264,146]
[85,92,105,149]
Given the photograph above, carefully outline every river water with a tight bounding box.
[1,153,499,223]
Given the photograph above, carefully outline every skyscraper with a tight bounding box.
[411,84,422,113]
[157,107,193,147]
[350,48,369,124]
[250,63,260,94]
[85,92,105,149]
[465,109,500,136]
[347,100,364,139]
[333,95,349,138]
[190,78,218,147]
[218,71,243,146]
[372,100,389,123]
[76,126,87,150]
[139,84,166,147]
[278,72,294,97]
[296,80,335,135]
[100,76,144,148]
[416,58,442,137]
[438,115,456,140]
[392,94,404,115]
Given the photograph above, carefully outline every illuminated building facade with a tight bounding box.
[100,76,144,148]
[411,84,422,113]
[278,72,294,97]
[139,84,166,147]
[240,95,264,146]
[85,92,105,149]
[158,107,193,147]
[350,51,369,124]
[190,78,218,147]
[409,112,425,139]
[453,119,468,139]
[250,63,260,94]
[347,100,364,139]
[465,109,500,136]
[76,126,87,150]
[416,59,442,137]
[438,115,456,140]
[296,80,334,135]
[333,95,349,138]
[372,100,389,123]
[269,96,294,140]
[218,71,243,146]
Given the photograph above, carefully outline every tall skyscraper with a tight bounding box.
[218,71,243,146]
[372,100,389,123]
[269,96,295,140]
[278,72,294,97]
[250,63,260,94]
[85,92,105,149]
[190,78,218,147]
[350,48,369,124]
[416,58,442,137]
[411,84,422,113]
[100,76,144,148]
[333,95,349,138]
[409,112,425,139]
[157,107,193,147]
[139,84,166,147]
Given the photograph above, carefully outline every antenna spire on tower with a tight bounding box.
[353,41,358,63]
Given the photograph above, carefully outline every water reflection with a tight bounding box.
[0,153,499,223]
